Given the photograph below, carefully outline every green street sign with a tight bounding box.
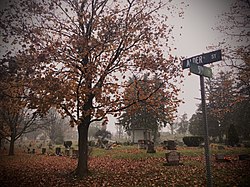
[182,49,222,69]
[190,63,212,78]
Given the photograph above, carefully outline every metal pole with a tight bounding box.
[200,75,212,187]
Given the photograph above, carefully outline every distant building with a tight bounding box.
[128,128,152,143]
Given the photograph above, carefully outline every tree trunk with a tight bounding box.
[0,137,2,150]
[75,121,90,177]
[152,129,156,143]
[218,120,225,143]
[9,133,15,156]
[218,132,223,143]
[170,124,174,135]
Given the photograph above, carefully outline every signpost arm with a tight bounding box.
[200,75,212,187]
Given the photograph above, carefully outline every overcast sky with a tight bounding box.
[172,0,233,117]
[0,0,237,133]
[108,0,236,133]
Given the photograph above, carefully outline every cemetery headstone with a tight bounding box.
[65,149,70,157]
[41,148,46,155]
[239,154,250,161]
[218,145,225,150]
[215,154,224,161]
[72,149,79,158]
[55,147,61,156]
[147,141,156,153]
[215,154,231,162]
[164,151,182,166]
[88,141,95,147]
[242,141,250,148]
[48,142,53,150]
[138,140,146,149]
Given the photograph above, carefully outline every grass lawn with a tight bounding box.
[0,145,250,186]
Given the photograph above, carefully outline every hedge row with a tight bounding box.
[183,136,204,147]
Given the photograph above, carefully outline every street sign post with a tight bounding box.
[190,63,212,78]
[200,75,212,187]
[182,49,222,187]
[182,49,222,69]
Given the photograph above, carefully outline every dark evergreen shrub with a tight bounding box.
[163,140,177,150]
[63,141,73,148]
[183,136,204,147]
[88,141,95,147]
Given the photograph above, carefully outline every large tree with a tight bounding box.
[0,57,40,155]
[205,72,233,142]
[190,69,249,141]
[216,0,250,105]
[214,0,249,64]
[0,0,182,176]
[233,53,250,140]
[176,113,188,135]
[189,105,220,139]
[118,74,179,142]
[206,72,237,121]
[210,0,250,140]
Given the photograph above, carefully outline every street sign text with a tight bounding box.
[182,49,222,69]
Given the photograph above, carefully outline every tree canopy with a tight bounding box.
[189,69,250,142]
[118,74,180,142]
[0,57,41,155]
[0,0,183,176]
